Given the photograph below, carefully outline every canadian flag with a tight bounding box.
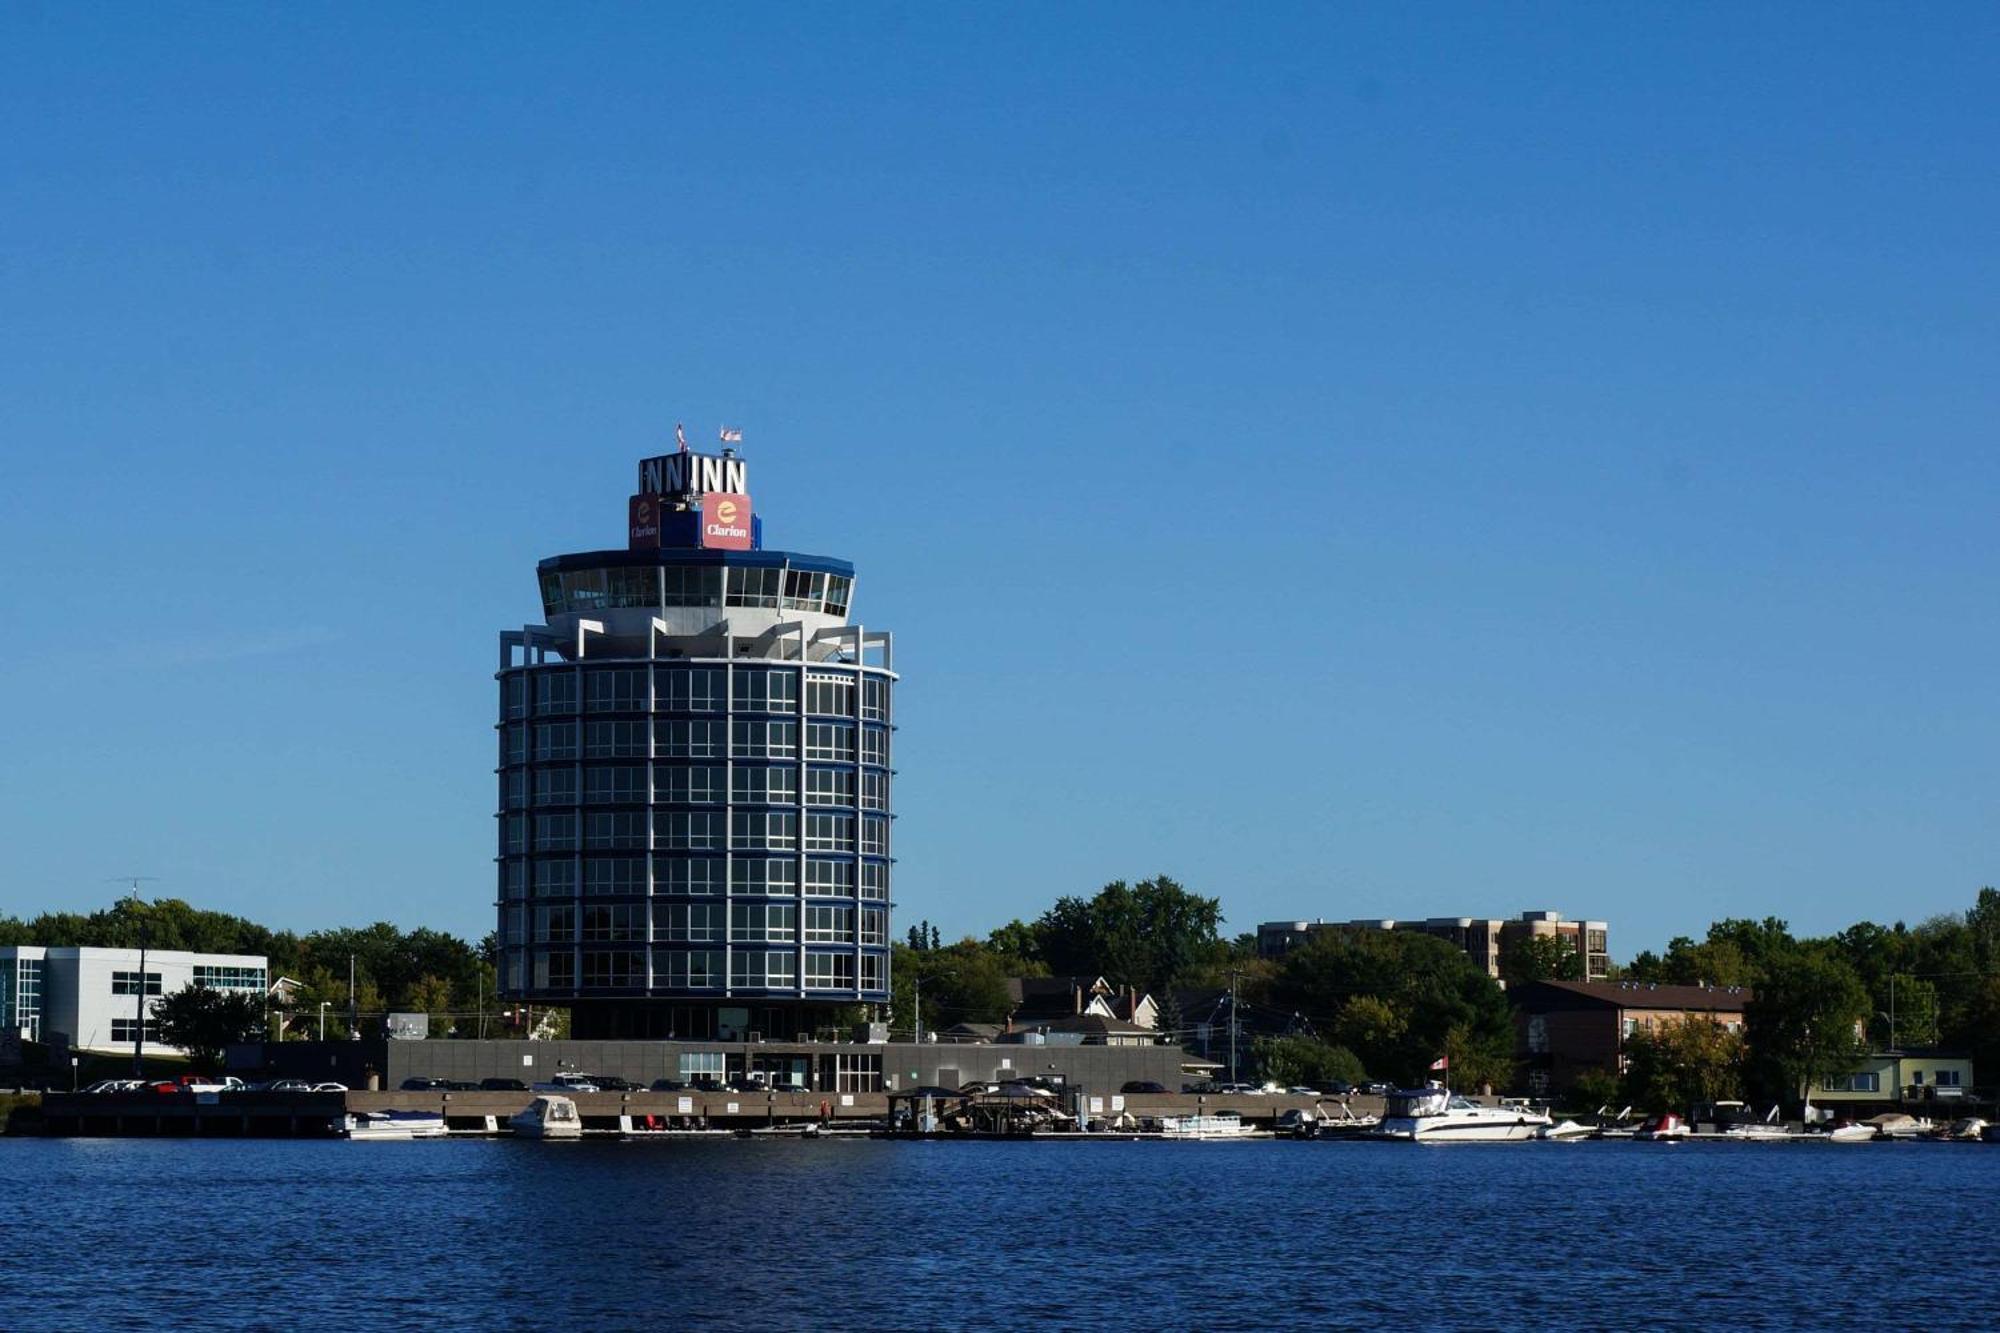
[1428,1056,1449,1072]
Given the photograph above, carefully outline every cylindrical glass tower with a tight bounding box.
[494,449,894,1040]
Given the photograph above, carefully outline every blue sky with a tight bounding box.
[2,7,1994,957]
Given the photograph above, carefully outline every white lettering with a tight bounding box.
[636,452,745,497]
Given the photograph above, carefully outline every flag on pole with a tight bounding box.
[1428,1055,1449,1072]
[675,423,689,453]
[719,426,743,444]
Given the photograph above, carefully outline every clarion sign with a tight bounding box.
[639,452,748,498]
[699,491,753,550]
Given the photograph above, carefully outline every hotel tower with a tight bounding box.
[493,443,895,1040]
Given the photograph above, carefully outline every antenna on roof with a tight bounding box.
[107,875,159,898]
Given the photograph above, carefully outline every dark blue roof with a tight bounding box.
[538,548,855,577]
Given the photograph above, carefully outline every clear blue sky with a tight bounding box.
[2,7,1994,959]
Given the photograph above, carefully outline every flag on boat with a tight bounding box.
[1428,1055,1449,1071]
[719,426,743,444]
[675,422,689,453]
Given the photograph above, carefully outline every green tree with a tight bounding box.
[151,983,265,1070]
[1746,946,1869,1106]
[1252,1035,1366,1088]
[1498,934,1584,985]
[1569,1066,1623,1113]
[1030,876,1223,995]
[1621,1018,1746,1114]
[404,973,456,1038]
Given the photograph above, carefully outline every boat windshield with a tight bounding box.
[1385,1090,1451,1118]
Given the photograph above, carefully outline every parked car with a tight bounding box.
[1213,1082,1259,1095]
[648,1078,687,1092]
[1318,1081,1355,1096]
[533,1073,600,1093]
[1358,1081,1393,1095]
[444,1080,480,1091]
[310,1082,348,1092]
[480,1077,528,1092]
[690,1078,726,1092]
[259,1079,314,1093]
[590,1075,641,1092]
[400,1076,447,1091]
[1120,1080,1169,1095]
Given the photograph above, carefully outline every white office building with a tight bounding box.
[0,946,269,1054]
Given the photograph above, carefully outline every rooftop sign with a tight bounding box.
[638,451,747,498]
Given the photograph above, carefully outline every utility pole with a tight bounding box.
[348,953,358,1039]
[108,878,159,1077]
[1228,969,1242,1086]
[912,973,922,1044]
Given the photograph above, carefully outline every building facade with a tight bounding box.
[494,444,895,1041]
[1817,1050,1976,1109]
[1511,979,1748,1096]
[0,946,268,1054]
[1257,910,1610,981]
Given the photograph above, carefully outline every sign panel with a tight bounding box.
[699,491,753,550]
[638,452,748,498]
[628,495,663,550]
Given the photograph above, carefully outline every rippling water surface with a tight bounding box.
[4,1136,1995,1330]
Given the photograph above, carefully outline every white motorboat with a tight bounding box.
[509,1094,583,1140]
[1931,1117,1987,1142]
[346,1109,447,1141]
[1827,1120,1875,1143]
[1537,1119,1594,1141]
[1374,1087,1551,1142]
[1722,1105,1795,1141]
[1159,1113,1256,1140]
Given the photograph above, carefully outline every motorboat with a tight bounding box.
[1537,1119,1594,1141]
[1930,1117,1988,1142]
[1722,1105,1796,1141]
[1159,1113,1257,1140]
[1590,1105,1639,1140]
[1864,1112,1930,1140]
[345,1109,447,1141]
[509,1094,583,1140]
[1632,1113,1689,1141]
[1373,1087,1551,1142]
[1826,1119,1875,1143]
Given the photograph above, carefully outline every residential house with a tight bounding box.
[1816,1050,1975,1111]
[1511,979,1750,1096]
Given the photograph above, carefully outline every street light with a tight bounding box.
[318,1001,330,1042]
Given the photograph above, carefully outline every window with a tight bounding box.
[805,672,855,717]
[860,953,885,992]
[656,765,723,804]
[861,861,889,901]
[804,859,855,894]
[501,675,527,720]
[502,905,525,948]
[661,565,723,608]
[732,719,797,758]
[585,721,649,758]
[582,857,646,896]
[110,1018,160,1044]
[783,569,827,612]
[534,768,578,807]
[534,950,576,989]
[193,966,266,992]
[659,811,723,850]
[500,860,526,900]
[658,719,725,757]
[803,905,854,944]
[533,860,577,899]
[804,953,856,989]
[834,1052,881,1092]
[1935,1069,1963,1088]
[586,669,646,713]
[662,903,724,943]
[500,725,526,765]
[804,813,854,852]
[861,814,889,856]
[581,904,645,942]
[806,722,854,762]
[861,771,889,810]
[862,676,890,721]
[658,667,725,712]
[732,766,799,805]
[1820,1072,1881,1093]
[861,726,889,767]
[585,811,648,850]
[732,811,798,850]
[734,667,799,713]
[805,768,855,807]
[860,908,887,946]
[535,905,575,942]
[533,814,577,851]
[584,765,647,804]
[680,1050,726,1079]
[500,771,527,811]
[604,566,657,609]
[110,971,163,997]
[725,566,781,608]
[732,859,800,895]
[731,902,797,943]
[653,857,724,896]
[824,575,852,617]
[581,950,642,987]
[657,950,724,990]
[532,722,578,761]
[501,815,527,855]
[1620,1017,1637,1039]
[730,951,797,988]
[534,673,578,716]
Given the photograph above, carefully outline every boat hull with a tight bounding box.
[1376,1116,1547,1143]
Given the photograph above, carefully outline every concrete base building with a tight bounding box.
[0,946,268,1055]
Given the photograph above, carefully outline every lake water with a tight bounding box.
[3,1136,1995,1329]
